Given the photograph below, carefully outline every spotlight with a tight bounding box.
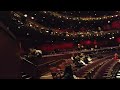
[27,33,29,36]
[112,36,114,39]
[31,17,34,19]
[108,21,110,23]
[30,24,32,27]
[46,31,49,33]
[24,14,27,17]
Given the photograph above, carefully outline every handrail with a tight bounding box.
[21,57,37,67]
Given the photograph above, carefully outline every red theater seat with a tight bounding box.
[58,64,66,71]
[50,67,62,79]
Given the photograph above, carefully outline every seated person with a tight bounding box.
[71,54,75,61]
[63,65,82,79]
[87,55,93,63]
[84,55,93,64]
[79,58,87,66]
[29,48,42,57]
[74,58,86,68]
[27,48,42,65]
[63,65,74,79]
[74,61,83,68]
[114,53,119,60]
[28,48,36,57]
[72,53,86,68]
[35,49,42,58]
[75,54,80,61]
[80,53,84,57]
[84,56,89,64]
[74,54,81,66]
[79,53,87,65]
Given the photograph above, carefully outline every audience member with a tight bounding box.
[79,57,87,66]
[71,53,75,61]
[63,65,74,79]
[114,53,119,60]
[84,55,89,64]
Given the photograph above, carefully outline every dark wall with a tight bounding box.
[0,11,11,26]
[0,26,20,79]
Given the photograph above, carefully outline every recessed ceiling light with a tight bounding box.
[24,14,27,17]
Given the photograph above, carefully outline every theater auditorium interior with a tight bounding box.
[1,11,120,79]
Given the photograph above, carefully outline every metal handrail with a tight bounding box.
[21,57,37,67]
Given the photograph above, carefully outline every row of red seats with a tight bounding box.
[83,60,108,79]
[93,59,117,79]
[75,55,113,78]
[49,55,114,79]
